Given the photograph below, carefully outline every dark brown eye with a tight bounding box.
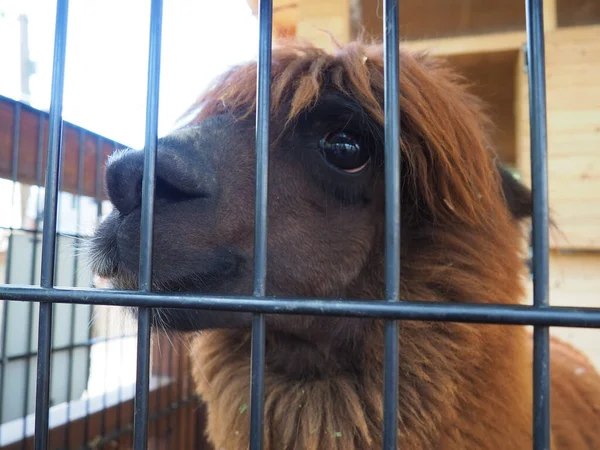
[319,132,370,173]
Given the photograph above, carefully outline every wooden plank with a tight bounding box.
[515,25,600,250]
[402,30,526,56]
[0,95,124,201]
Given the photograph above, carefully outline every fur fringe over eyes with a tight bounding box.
[184,40,505,229]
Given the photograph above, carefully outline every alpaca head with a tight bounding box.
[89,40,532,342]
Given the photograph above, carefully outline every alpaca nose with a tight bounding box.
[106,132,215,215]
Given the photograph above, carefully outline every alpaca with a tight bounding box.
[89,40,600,449]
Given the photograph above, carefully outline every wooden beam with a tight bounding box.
[402,30,526,56]
[0,95,123,201]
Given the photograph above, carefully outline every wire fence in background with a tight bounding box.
[0,95,204,449]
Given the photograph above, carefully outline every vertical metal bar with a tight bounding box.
[164,338,173,450]
[115,144,125,450]
[0,301,7,432]
[176,339,183,450]
[92,137,105,447]
[95,136,104,218]
[35,0,69,448]
[164,341,171,450]
[20,308,35,450]
[96,136,110,442]
[0,102,21,443]
[134,0,163,448]
[249,1,272,449]
[5,103,21,283]
[525,0,551,449]
[63,126,86,449]
[116,306,125,449]
[382,0,401,449]
[20,114,46,450]
[82,129,95,450]
[155,330,162,447]
[153,329,160,447]
[182,348,188,450]
[3,102,21,284]
[32,114,46,281]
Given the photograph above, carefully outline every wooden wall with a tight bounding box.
[516,26,600,250]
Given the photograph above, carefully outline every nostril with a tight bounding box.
[155,153,208,197]
[105,149,144,216]
[154,134,217,198]
[105,133,217,216]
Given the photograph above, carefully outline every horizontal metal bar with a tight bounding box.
[1,286,599,327]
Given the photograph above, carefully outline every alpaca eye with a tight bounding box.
[319,132,370,173]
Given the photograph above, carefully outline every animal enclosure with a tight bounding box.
[0,0,600,449]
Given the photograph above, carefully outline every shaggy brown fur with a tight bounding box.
[90,39,600,449]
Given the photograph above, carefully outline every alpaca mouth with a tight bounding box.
[88,210,243,294]
[105,255,241,294]
[89,216,253,332]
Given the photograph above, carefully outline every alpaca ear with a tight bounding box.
[497,164,532,221]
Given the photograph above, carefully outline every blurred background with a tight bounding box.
[0,0,598,448]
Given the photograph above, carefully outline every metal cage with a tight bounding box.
[0,0,599,449]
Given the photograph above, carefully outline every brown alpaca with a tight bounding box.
[89,39,600,449]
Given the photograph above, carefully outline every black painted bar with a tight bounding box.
[116,311,126,449]
[81,130,97,449]
[34,0,69,448]
[167,335,175,450]
[21,113,46,450]
[382,0,401,448]
[133,0,164,448]
[1,286,600,328]
[0,101,21,442]
[96,135,110,441]
[2,103,22,288]
[249,0,273,449]
[95,136,104,217]
[114,142,126,450]
[62,122,86,449]
[524,0,551,449]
